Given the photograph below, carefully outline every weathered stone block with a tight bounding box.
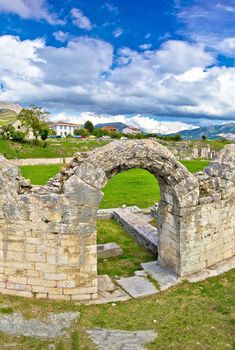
[97,243,123,259]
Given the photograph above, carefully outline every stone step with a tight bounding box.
[141,261,181,291]
[116,275,158,298]
[113,208,158,254]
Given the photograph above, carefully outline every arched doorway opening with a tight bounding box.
[97,167,160,277]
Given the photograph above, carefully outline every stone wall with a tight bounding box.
[0,157,101,300]
[163,141,212,160]
[9,157,73,166]
[0,140,234,300]
[179,147,235,275]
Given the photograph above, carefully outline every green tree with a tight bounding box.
[74,128,89,137]
[40,129,49,140]
[84,120,94,133]
[1,123,14,139]
[201,134,207,140]
[18,106,49,141]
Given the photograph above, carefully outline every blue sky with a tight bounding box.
[0,0,235,133]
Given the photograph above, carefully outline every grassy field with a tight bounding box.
[0,139,109,159]
[181,159,210,173]
[100,168,161,209]
[0,268,234,350]
[0,138,231,160]
[202,139,232,151]
[97,219,155,276]
[20,164,62,185]
[100,159,210,208]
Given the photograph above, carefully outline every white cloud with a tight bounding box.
[0,0,64,24]
[113,28,123,38]
[53,31,69,43]
[154,40,215,74]
[217,37,235,56]
[71,8,93,31]
[104,2,119,14]
[51,112,196,134]
[139,43,152,50]
[216,3,235,13]
[1,35,235,121]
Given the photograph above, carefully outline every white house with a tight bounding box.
[11,120,35,140]
[49,121,83,137]
[123,126,141,135]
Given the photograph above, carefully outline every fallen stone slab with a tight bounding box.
[89,328,157,350]
[85,275,130,304]
[97,242,123,259]
[116,275,158,298]
[0,312,80,339]
[141,261,181,291]
[113,208,158,254]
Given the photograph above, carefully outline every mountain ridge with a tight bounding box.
[168,122,235,140]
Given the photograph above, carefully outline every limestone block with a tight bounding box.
[97,243,123,259]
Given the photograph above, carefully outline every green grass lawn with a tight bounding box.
[0,139,109,159]
[20,164,62,185]
[0,269,234,350]
[100,159,210,208]
[181,159,210,173]
[0,138,231,160]
[100,168,161,209]
[97,219,155,276]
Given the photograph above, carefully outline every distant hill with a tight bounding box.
[0,101,22,126]
[169,122,235,140]
[95,122,129,132]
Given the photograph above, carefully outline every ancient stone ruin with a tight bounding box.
[0,140,234,300]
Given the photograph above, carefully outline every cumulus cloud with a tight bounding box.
[113,28,123,38]
[53,31,69,43]
[139,43,152,50]
[0,0,64,24]
[217,37,235,56]
[1,35,235,121]
[51,112,196,134]
[71,8,93,30]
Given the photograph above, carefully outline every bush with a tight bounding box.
[40,129,49,140]
[10,130,26,143]
[74,128,89,137]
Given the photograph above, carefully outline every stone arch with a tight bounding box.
[0,140,234,301]
[72,139,199,208]
[68,139,199,275]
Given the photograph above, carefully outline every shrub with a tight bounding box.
[10,130,26,143]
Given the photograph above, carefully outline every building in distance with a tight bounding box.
[49,121,83,137]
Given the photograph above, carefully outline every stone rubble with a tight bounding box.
[0,312,80,339]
